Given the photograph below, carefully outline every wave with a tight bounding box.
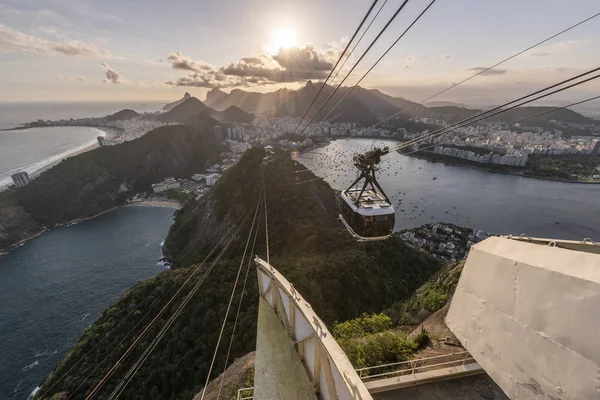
[34,349,58,358]
[0,127,106,189]
[80,312,91,322]
[157,260,171,270]
[21,360,39,372]
[28,386,40,399]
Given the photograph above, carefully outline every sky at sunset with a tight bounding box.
[1,0,599,105]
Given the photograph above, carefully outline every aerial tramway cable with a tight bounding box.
[40,284,166,400]
[199,193,263,400]
[352,11,600,137]
[401,94,600,157]
[389,67,600,152]
[84,208,251,400]
[299,0,438,145]
[295,0,413,139]
[327,0,390,88]
[291,0,381,135]
[215,204,263,400]
[105,212,252,400]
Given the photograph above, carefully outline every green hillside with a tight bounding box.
[35,148,442,400]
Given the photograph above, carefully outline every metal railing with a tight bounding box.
[234,353,476,398]
[236,387,254,400]
[356,351,475,382]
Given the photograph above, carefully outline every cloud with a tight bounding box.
[0,23,112,57]
[101,62,125,84]
[37,9,59,18]
[57,75,88,81]
[167,52,213,72]
[138,78,161,87]
[166,43,337,88]
[406,54,418,63]
[440,54,451,60]
[529,40,587,57]
[271,44,333,71]
[465,67,507,76]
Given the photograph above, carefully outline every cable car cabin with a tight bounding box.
[340,188,395,241]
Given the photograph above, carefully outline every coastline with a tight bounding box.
[406,152,600,185]
[0,199,180,259]
[126,199,182,209]
[0,126,116,192]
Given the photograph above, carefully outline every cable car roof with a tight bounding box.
[341,189,395,216]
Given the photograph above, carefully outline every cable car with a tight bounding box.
[339,147,395,241]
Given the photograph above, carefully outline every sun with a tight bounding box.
[271,27,299,51]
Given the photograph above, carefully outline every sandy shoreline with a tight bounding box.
[126,199,182,209]
[0,126,117,192]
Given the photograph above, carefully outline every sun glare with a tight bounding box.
[271,27,299,51]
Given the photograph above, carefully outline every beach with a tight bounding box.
[0,126,117,191]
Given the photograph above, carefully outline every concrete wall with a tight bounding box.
[446,236,600,399]
[254,297,317,400]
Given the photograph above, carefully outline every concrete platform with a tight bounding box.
[446,236,600,399]
[372,374,509,400]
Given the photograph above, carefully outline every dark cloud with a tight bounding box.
[465,67,507,76]
[241,57,263,65]
[165,43,336,88]
[101,62,125,84]
[167,52,212,72]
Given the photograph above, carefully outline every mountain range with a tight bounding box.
[154,96,256,125]
[200,81,594,129]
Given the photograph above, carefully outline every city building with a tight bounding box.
[591,139,600,154]
[11,171,30,187]
[205,173,220,186]
[97,136,107,146]
[191,174,205,182]
[151,177,180,193]
[214,126,223,143]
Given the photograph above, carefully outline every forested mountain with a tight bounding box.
[163,92,192,111]
[157,97,217,123]
[219,106,256,124]
[35,148,443,400]
[106,109,140,122]
[0,123,221,252]
[200,81,594,128]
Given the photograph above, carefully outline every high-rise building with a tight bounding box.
[227,127,232,138]
[591,139,600,154]
[214,126,223,143]
[11,171,30,187]
[97,136,107,146]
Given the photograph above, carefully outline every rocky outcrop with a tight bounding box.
[163,92,192,111]
[193,352,255,400]
[0,192,45,254]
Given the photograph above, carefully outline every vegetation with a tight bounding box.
[332,313,428,370]
[36,148,443,400]
[2,123,220,234]
[386,263,463,326]
[165,189,194,205]
[527,154,600,180]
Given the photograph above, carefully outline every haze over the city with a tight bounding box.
[1,0,600,105]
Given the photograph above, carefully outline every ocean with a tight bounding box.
[0,206,175,400]
[0,101,164,189]
[298,138,600,240]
